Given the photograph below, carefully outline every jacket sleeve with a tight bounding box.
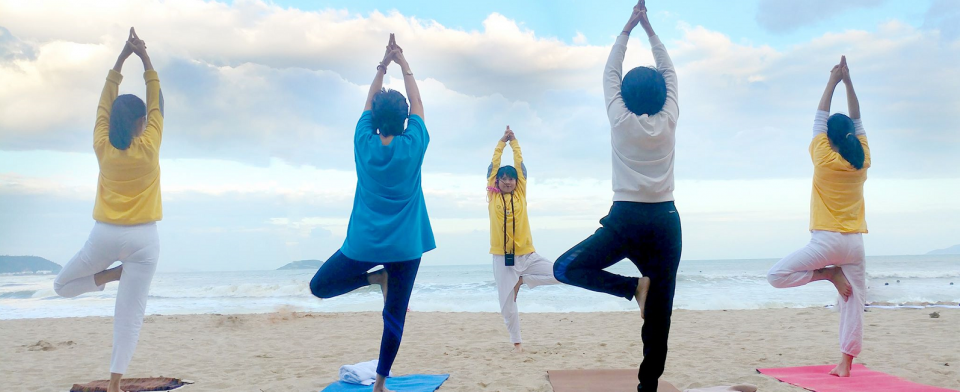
[94,70,123,150]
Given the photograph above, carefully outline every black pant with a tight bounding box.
[309,250,421,377]
[554,201,682,392]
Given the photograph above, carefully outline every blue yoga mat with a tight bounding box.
[321,374,450,392]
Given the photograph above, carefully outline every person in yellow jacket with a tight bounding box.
[486,126,559,353]
[52,28,164,392]
[767,56,870,378]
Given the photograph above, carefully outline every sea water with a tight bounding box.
[2,255,958,319]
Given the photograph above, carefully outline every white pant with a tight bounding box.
[54,222,160,374]
[492,252,560,344]
[767,230,865,357]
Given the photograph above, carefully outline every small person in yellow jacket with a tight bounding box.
[486,126,560,353]
[53,28,164,392]
[767,56,870,378]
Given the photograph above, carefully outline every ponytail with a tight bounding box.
[827,113,865,170]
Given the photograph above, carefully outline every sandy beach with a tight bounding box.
[2,308,957,391]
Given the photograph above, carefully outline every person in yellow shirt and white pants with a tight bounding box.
[52,28,164,392]
[487,126,560,353]
[767,55,870,378]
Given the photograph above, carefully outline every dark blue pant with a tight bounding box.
[310,250,421,377]
[554,201,682,392]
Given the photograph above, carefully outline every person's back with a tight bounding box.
[353,111,427,197]
[344,108,433,262]
[93,69,164,225]
[603,7,679,203]
[809,113,871,233]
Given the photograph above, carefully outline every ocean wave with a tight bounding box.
[866,271,960,279]
[148,282,313,299]
[0,290,37,299]
[144,281,505,299]
[674,271,960,281]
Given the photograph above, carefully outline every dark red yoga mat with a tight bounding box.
[757,364,958,392]
[70,377,190,392]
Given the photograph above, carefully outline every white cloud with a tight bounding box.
[1,0,960,270]
[573,31,587,45]
[2,0,957,180]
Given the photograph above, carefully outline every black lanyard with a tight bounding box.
[501,193,516,255]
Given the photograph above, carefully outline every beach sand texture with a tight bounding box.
[2,309,957,391]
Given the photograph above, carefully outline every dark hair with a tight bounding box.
[621,66,667,116]
[496,165,518,180]
[826,113,865,170]
[109,94,146,150]
[371,88,409,137]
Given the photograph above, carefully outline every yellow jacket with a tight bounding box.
[809,132,870,233]
[92,69,164,225]
[487,139,535,255]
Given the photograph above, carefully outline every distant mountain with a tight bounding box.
[0,256,62,274]
[927,244,960,255]
[277,259,324,270]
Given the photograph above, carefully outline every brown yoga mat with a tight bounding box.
[547,369,681,392]
[70,377,191,392]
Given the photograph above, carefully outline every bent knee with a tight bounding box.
[309,281,333,299]
[552,262,570,284]
[52,281,75,298]
[766,271,789,288]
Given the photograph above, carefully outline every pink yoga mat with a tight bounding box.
[757,364,958,392]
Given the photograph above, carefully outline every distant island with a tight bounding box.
[927,244,960,255]
[0,256,62,275]
[277,259,324,270]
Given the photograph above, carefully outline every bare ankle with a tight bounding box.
[635,277,651,319]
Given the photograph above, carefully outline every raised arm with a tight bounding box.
[840,56,860,120]
[363,34,396,112]
[95,31,136,147]
[633,0,655,38]
[818,57,844,113]
[487,128,511,185]
[813,56,846,137]
[508,132,524,179]
[129,28,163,145]
[388,40,423,121]
[604,1,647,116]
[638,0,678,119]
[506,127,529,195]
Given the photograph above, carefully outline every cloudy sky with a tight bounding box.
[1,0,958,271]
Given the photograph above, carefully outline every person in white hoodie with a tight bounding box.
[553,1,680,391]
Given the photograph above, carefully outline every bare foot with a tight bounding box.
[372,375,394,392]
[107,373,122,392]
[828,353,853,377]
[635,277,650,319]
[94,265,123,287]
[513,276,523,302]
[512,343,524,353]
[368,269,389,302]
[827,267,852,301]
